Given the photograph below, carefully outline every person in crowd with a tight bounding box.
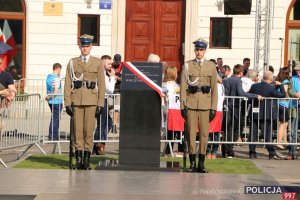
[206,77,224,159]
[111,53,122,134]
[242,58,251,76]
[64,34,105,169]
[269,65,277,80]
[287,64,300,160]
[8,66,21,80]
[146,53,167,136]
[94,55,116,155]
[222,64,262,159]
[0,57,16,134]
[242,69,259,92]
[162,66,184,156]
[248,71,286,159]
[147,53,160,63]
[45,63,63,141]
[275,67,290,150]
[240,69,259,144]
[221,65,231,79]
[180,38,218,173]
[0,88,10,97]
[0,57,16,108]
[269,65,274,73]
[289,60,296,76]
[216,58,223,77]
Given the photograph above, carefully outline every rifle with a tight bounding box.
[183,121,189,172]
[69,104,75,169]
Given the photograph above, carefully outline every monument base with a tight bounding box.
[95,160,180,172]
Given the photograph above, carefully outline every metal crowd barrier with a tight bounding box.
[221,96,299,146]
[11,78,300,157]
[15,79,47,96]
[42,94,121,154]
[0,93,46,167]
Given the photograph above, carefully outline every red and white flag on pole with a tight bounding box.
[2,20,18,70]
[209,83,224,133]
[0,27,8,71]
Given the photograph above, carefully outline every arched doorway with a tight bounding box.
[285,0,300,66]
[0,0,26,79]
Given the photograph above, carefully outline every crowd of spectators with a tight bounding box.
[162,56,298,160]
[4,52,298,161]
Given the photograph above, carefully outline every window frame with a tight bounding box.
[284,0,300,65]
[209,17,232,49]
[78,14,100,46]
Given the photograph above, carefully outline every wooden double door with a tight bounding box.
[125,0,185,71]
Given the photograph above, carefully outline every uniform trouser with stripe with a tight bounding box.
[187,109,210,155]
[74,105,97,152]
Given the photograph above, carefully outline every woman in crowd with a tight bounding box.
[275,67,290,149]
[287,65,300,160]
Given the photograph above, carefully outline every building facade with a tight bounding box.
[0,0,299,79]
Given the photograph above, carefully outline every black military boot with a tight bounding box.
[83,151,91,170]
[74,150,83,170]
[188,154,197,173]
[197,154,208,173]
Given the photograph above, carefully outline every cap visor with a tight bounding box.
[80,43,91,47]
[195,47,205,50]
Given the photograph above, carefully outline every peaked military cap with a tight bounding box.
[193,38,208,50]
[79,34,94,46]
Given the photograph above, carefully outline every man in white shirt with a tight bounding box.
[94,55,117,155]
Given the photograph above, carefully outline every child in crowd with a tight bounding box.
[162,66,184,156]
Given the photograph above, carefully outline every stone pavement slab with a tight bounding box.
[253,159,300,186]
[0,168,284,200]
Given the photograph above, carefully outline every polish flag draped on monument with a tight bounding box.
[2,20,18,70]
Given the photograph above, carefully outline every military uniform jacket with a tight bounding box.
[64,56,105,107]
[180,59,218,110]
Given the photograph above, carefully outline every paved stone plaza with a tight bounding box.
[0,144,299,200]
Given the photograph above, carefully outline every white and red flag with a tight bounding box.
[209,83,224,133]
[0,27,8,71]
[0,27,3,41]
[2,20,18,70]
[167,92,185,131]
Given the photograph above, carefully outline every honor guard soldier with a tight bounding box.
[64,34,105,170]
[180,38,218,173]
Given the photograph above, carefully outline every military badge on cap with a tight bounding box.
[193,38,208,50]
[79,34,94,46]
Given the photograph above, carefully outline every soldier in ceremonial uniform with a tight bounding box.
[64,34,105,169]
[180,38,218,173]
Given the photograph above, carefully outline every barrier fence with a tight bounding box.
[0,78,298,165]
[0,93,46,167]
[42,94,121,144]
[222,96,299,145]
